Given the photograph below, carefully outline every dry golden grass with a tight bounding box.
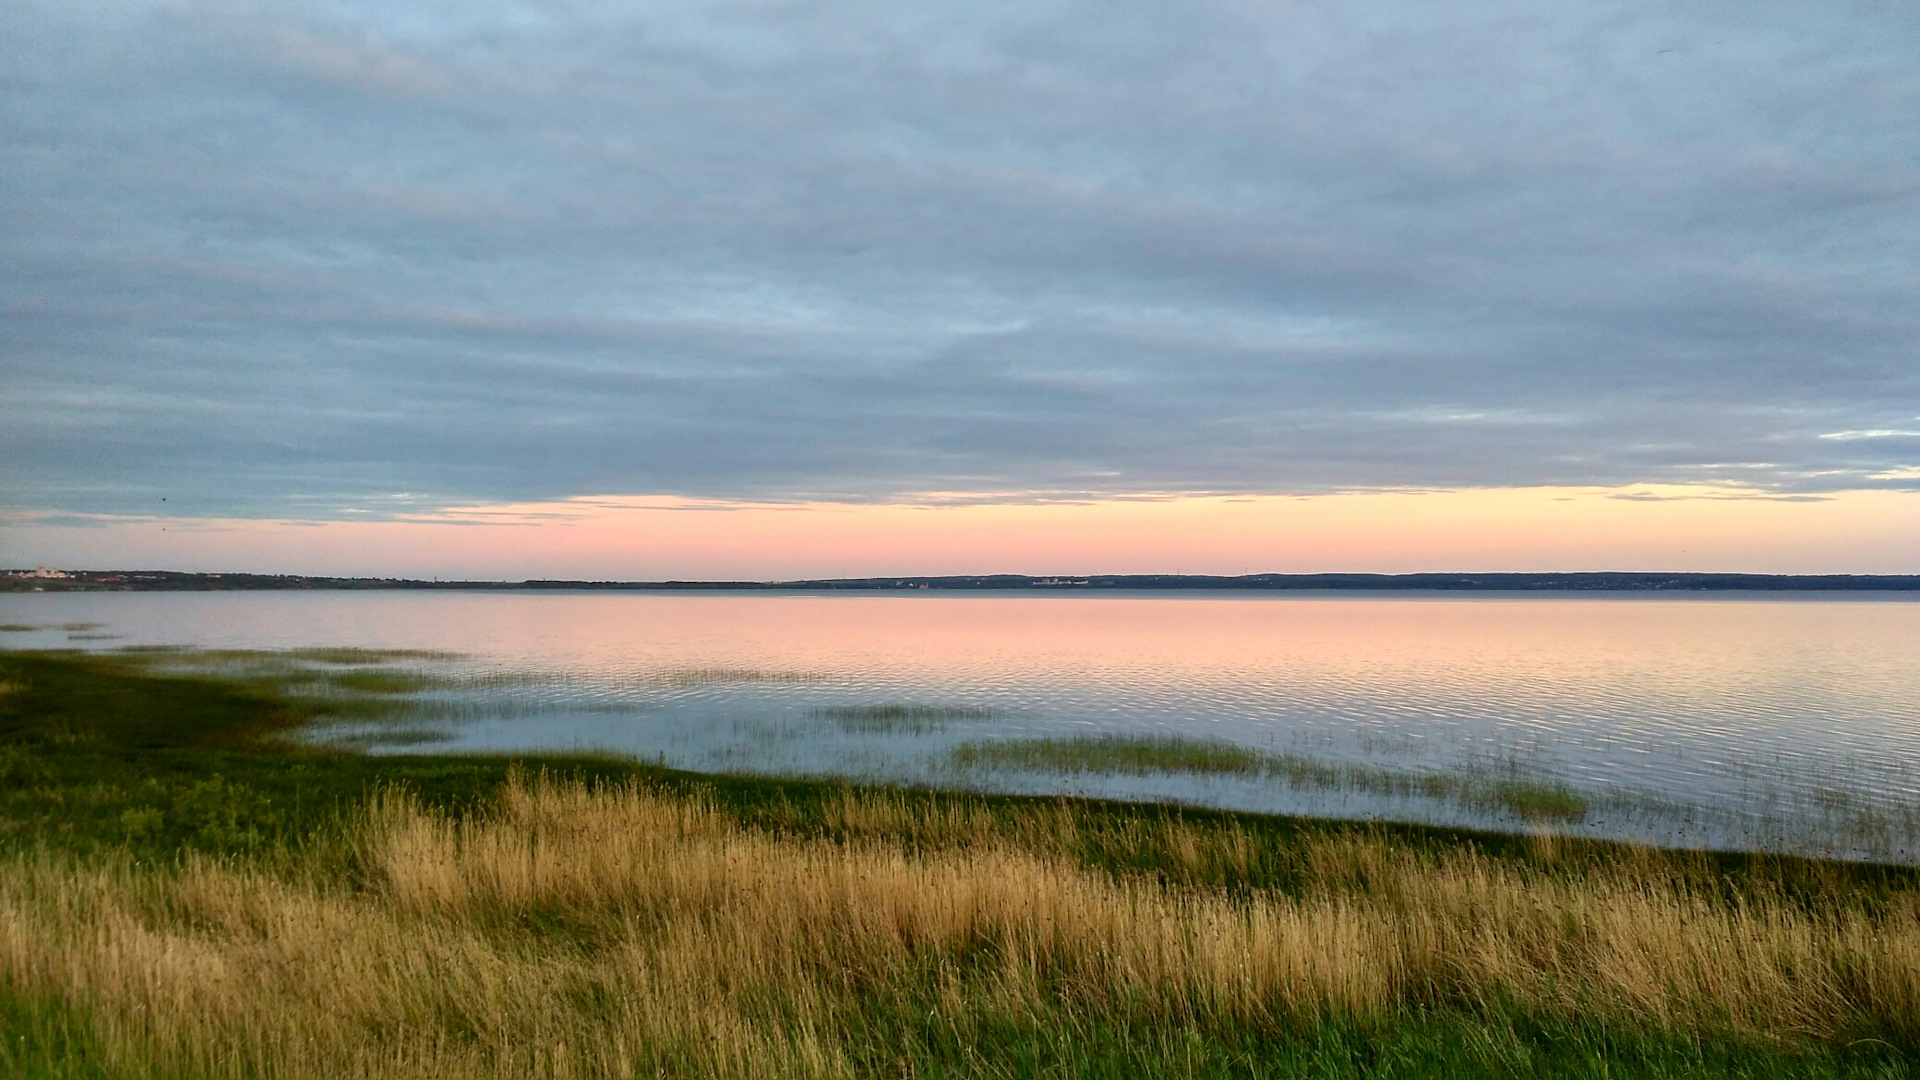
[2,773,1917,1078]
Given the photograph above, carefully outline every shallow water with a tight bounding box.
[5,590,1919,861]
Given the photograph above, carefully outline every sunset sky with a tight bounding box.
[4,1,1918,577]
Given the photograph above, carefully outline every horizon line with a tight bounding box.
[8,569,1920,594]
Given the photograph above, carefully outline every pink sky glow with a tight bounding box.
[6,485,1918,579]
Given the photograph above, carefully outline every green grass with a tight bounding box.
[953,732,1268,774]
[93,647,547,728]
[641,666,827,686]
[815,703,995,732]
[951,734,1592,821]
[0,986,118,1080]
[1,651,1917,1078]
[855,1012,1915,1079]
[282,646,464,664]
[111,645,462,663]
[1,971,1906,1080]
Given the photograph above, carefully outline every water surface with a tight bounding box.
[5,590,1917,860]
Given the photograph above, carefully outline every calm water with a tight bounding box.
[6,590,1919,860]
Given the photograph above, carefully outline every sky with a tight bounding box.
[3,1,1918,577]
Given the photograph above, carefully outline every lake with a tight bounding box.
[5,590,1918,861]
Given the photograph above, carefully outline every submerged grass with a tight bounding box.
[640,667,827,687]
[954,732,1267,774]
[113,645,465,664]
[952,734,1592,822]
[3,650,1919,1077]
[91,647,550,732]
[815,703,996,732]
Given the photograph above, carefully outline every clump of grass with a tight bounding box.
[1471,777,1589,820]
[0,647,445,754]
[814,703,994,733]
[39,648,567,751]
[316,726,455,750]
[0,623,39,632]
[283,647,466,664]
[102,646,467,671]
[952,735,1590,822]
[311,669,453,695]
[1338,763,1590,821]
[115,646,466,667]
[453,670,548,690]
[88,647,516,725]
[954,732,1267,775]
[1816,788,1856,811]
[642,668,826,687]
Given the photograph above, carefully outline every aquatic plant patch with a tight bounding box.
[951,734,1592,822]
[814,702,996,732]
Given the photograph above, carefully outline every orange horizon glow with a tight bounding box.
[4,485,1919,579]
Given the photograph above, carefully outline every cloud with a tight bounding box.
[1820,430,1920,441]
[169,7,457,100]
[2,0,1918,519]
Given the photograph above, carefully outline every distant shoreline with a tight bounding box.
[6,569,1920,593]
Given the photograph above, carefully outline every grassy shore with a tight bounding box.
[1,651,1918,1077]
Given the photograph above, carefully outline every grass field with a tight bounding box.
[1,650,1917,1078]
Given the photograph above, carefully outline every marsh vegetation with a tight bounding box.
[1,650,1918,1076]
[950,734,1591,822]
[816,703,997,733]
[9,772,1920,1078]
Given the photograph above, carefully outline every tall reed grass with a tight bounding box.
[3,772,1916,1078]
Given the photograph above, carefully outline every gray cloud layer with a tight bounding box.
[4,0,1918,518]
